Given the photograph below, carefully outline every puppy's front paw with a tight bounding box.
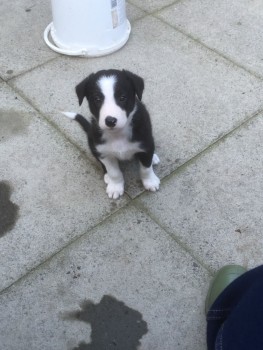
[106,181,124,199]
[142,173,160,192]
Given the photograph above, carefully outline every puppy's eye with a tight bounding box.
[119,95,127,102]
[94,95,102,103]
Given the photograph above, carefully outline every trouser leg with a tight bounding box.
[207,265,263,350]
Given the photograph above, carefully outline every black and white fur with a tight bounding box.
[63,69,160,199]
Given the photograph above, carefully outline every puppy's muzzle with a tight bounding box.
[105,116,117,128]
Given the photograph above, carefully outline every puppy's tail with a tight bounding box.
[61,112,91,133]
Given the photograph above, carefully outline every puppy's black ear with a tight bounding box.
[123,70,144,101]
[75,74,95,105]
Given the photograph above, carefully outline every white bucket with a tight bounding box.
[44,0,131,57]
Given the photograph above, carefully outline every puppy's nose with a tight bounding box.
[105,116,117,128]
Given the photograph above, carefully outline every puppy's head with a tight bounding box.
[75,69,144,131]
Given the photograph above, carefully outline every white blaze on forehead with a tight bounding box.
[97,75,128,130]
[97,75,117,98]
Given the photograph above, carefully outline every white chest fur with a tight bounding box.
[97,129,142,161]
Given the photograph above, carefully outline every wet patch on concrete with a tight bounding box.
[0,182,19,237]
[67,295,148,350]
[0,109,30,143]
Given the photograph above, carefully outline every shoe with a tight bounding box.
[205,265,247,314]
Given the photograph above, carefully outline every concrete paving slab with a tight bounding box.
[0,205,210,350]
[11,16,263,197]
[0,0,57,80]
[129,0,177,13]
[158,0,263,78]
[137,115,263,271]
[0,82,129,291]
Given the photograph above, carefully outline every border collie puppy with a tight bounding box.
[63,69,160,199]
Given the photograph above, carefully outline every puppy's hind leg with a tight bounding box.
[152,154,160,166]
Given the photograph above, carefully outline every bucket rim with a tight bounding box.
[44,21,131,57]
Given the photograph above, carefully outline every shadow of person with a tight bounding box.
[70,295,148,350]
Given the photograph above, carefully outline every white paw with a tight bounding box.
[152,154,160,166]
[106,181,124,199]
[142,173,160,192]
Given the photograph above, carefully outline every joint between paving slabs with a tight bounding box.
[6,80,103,173]
[127,0,181,15]
[156,107,263,187]
[132,108,263,273]
[132,200,214,275]
[1,104,260,295]
[4,56,59,83]
[152,14,263,82]
[0,200,133,297]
